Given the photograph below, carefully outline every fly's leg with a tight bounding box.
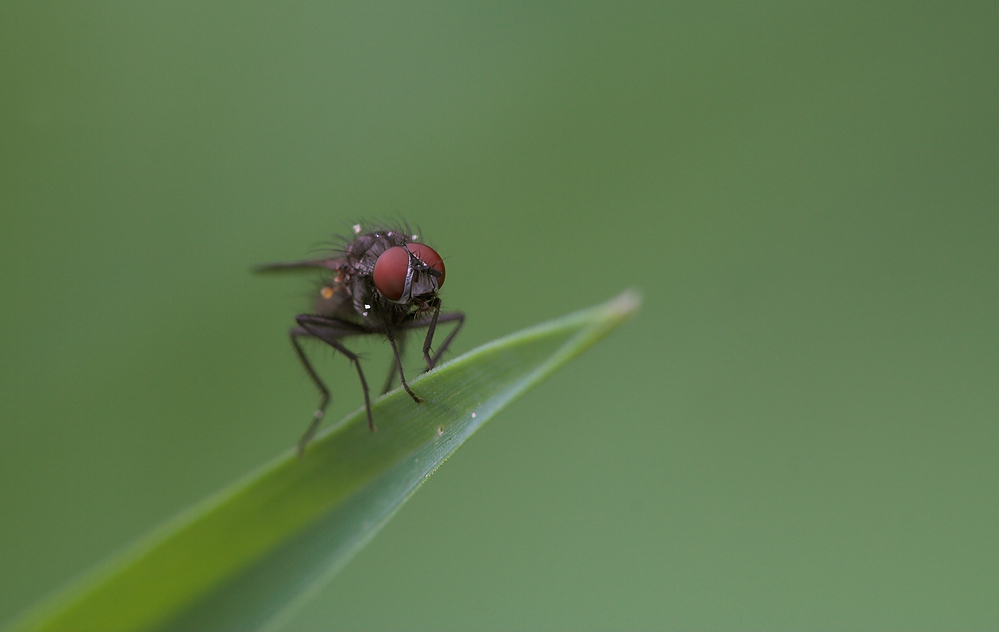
[383,322,422,405]
[423,309,465,369]
[290,327,330,455]
[394,306,466,370]
[380,333,405,395]
[292,315,375,456]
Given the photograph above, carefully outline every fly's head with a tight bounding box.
[336,226,447,321]
[372,242,446,313]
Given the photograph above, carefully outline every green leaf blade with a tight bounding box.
[8,290,640,632]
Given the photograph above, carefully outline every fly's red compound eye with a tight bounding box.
[373,243,446,301]
[372,247,410,300]
[407,243,445,287]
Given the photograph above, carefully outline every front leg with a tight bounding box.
[421,304,465,369]
[393,307,466,371]
[382,313,423,405]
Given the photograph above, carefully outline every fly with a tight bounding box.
[256,224,464,455]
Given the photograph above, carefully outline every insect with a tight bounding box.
[256,224,464,455]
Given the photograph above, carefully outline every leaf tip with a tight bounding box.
[606,288,642,320]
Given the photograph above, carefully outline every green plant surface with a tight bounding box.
[6,290,640,632]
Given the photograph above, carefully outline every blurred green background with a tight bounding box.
[2,2,997,630]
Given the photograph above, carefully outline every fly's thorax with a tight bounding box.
[345,229,411,267]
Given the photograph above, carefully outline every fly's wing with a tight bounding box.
[253,257,345,274]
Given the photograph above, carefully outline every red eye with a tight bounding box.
[407,243,445,287]
[372,243,446,301]
[372,247,410,300]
